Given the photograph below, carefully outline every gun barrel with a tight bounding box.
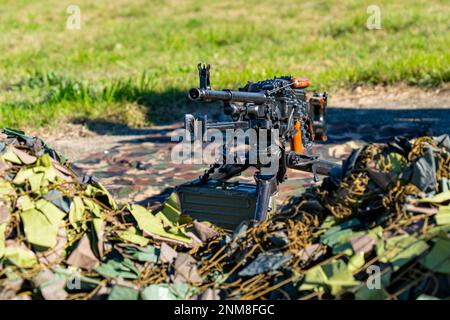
[188,88,268,104]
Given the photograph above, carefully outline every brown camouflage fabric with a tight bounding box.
[72,107,448,208]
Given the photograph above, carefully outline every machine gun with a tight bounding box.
[177,64,338,227]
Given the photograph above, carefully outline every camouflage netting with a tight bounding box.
[0,128,449,300]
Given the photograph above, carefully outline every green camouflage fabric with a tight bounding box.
[1,126,450,300]
[0,128,206,300]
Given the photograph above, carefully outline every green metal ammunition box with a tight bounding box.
[176,181,259,230]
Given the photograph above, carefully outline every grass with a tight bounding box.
[0,0,449,129]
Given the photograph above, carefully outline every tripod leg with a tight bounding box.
[286,151,341,176]
[209,164,248,181]
[254,174,277,221]
[199,163,249,183]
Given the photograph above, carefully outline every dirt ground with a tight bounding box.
[40,85,450,160]
[34,85,450,206]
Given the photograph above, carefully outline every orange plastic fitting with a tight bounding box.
[290,119,304,154]
[291,77,310,89]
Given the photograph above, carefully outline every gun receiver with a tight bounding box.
[179,63,338,227]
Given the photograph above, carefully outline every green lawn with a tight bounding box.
[1,0,449,129]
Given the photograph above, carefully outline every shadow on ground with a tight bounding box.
[75,98,450,145]
[325,107,450,143]
[72,88,230,135]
